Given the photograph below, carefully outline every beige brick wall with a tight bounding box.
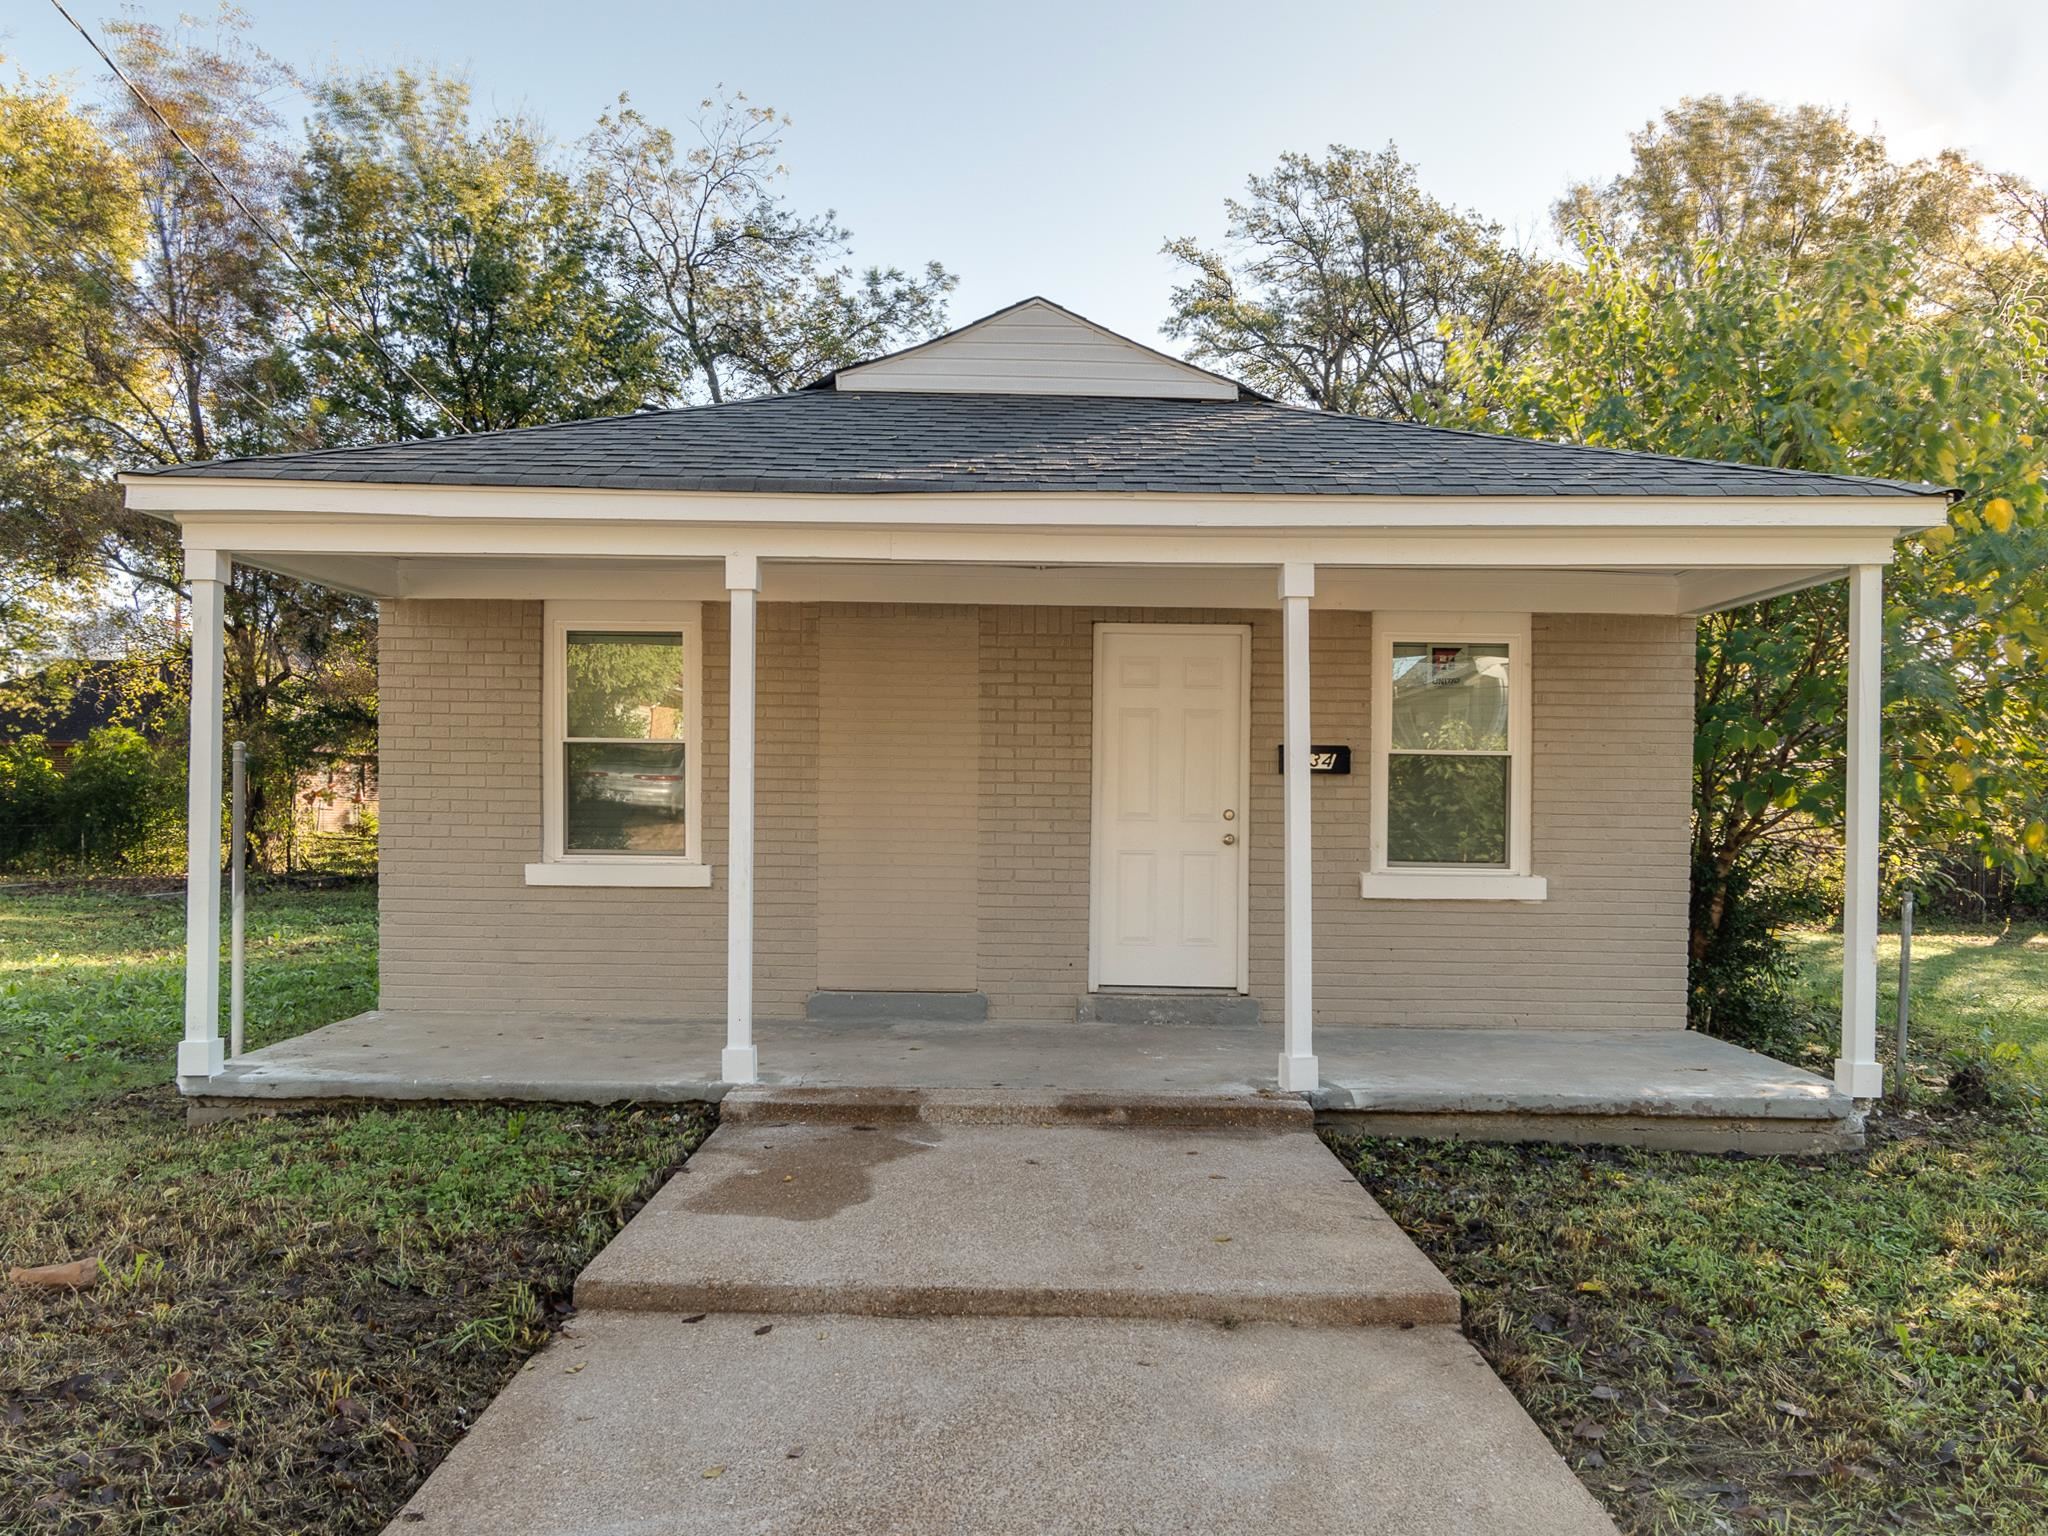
[1319,614,1697,1028]
[818,606,978,990]
[381,599,1692,1029]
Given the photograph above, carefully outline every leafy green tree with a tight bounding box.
[1446,236,2048,1005]
[1556,94,1992,294]
[585,93,954,402]
[1162,144,1551,418]
[0,62,145,642]
[290,70,663,438]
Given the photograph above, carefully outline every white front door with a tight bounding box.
[1093,625,1248,989]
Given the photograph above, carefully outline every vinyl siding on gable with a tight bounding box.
[833,301,1238,400]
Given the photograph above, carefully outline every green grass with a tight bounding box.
[1333,920,2048,1536]
[0,884,380,1114]
[1785,924,2048,1099]
[0,886,708,1535]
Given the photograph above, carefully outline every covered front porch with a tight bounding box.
[184,1010,1862,1153]
[130,436,1933,1152]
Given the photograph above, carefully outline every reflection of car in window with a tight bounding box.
[575,747,688,814]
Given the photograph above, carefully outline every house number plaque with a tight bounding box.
[1276,745,1352,774]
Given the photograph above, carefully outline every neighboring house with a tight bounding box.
[297,759,378,836]
[0,660,168,762]
[124,298,1944,1124]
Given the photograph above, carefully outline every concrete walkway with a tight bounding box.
[384,1091,1619,1535]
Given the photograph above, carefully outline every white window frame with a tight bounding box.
[1362,611,1546,902]
[524,599,711,888]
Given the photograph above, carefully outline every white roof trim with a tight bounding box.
[830,297,1241,400]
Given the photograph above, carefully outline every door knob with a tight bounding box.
[1222,833,1237,845]
[1222,809,1236,821]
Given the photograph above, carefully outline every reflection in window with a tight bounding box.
[1387,642,1511,866]
[563,631,687,855]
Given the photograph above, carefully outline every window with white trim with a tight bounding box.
[529,601,708,887]
[1366,613,1543,900]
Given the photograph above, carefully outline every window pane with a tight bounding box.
[566,631,685,740]
[1387,754,1509,866]
[565,742,687,854]
[1390,642,1509,752]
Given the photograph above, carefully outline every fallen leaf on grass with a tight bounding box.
[1773,1400,1810,1420]
[8,1257,102,1290]
[165,1369,192,1402]
[1571,1419,1607,1442]
[1590,1385,1621,1402]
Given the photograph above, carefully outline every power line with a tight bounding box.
[45,0,467,437]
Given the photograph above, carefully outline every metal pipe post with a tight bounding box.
[1893,889,1914,1103]
[230,740,246,1059]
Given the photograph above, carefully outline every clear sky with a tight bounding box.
[5,0,2044,347]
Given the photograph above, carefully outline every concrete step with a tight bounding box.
[383,1312,1620,1536]
[1077,990,1261,1026]
[805,990,988,1023]
[575,1121,1458,1327]
[724,1083,1310,1131]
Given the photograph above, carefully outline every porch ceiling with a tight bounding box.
[200,552,1846,616]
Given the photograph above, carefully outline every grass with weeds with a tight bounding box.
[0,885,710,1534]
[1332,921,2048,1536]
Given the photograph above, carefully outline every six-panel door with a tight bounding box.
[1094,626,1247,989]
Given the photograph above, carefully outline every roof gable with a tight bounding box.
[828,297,1243,401]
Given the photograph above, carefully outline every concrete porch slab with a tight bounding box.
[575,1120,1458,1326]
[383,1310,1619,1536]
[187,1011,1860,1151]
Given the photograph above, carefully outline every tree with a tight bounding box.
[1446,235,2048,1023]
[0,63,145,626]
[1556,94,1992,293]
[585,93,954,402]
[1161,144,1551,418]
[290,70,664,438]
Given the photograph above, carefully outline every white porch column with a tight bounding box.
[1278,561,1319,1092]
[722,554,761,1084]
[1836,563,1885,1100]
[179,550,230,1081]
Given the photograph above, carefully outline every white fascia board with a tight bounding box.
[183,518,1914,575]
[121,475,1953,536]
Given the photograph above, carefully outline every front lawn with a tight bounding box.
[0,886,707,1535]
[0,883,380,1115]
[1784,924,2048,1100]
[1334,921,2048,1536]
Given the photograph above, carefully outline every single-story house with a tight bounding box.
[123,299,1946,1144]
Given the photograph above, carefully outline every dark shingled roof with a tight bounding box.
[127,390,1946,499]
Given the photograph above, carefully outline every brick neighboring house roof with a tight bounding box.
[124,389,1948,501]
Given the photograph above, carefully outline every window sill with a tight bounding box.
[1359,871,1548,902]
[524,860,713,889]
